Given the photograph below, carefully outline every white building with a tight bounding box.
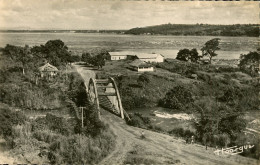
[129,59,154,72]
[109,51,135,61]
[136,53,164,63]
[109,51,164,63]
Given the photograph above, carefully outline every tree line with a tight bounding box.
[125,24,259,37]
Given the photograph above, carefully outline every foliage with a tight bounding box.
[137,74,150,87]
[239,50,260,76]
[0,107,26,140]
[81,49,109,69]
[48,130,115,164]
[31,40,76,67]
[193,98,247,146]
[125,23,259,37]
[11,114,115,164]
[159,85,194,111]
[2,44,32,74]
[127,112,151,129]
[176,48,200,62]
[168,127,195,138]
[75,103,107,137]
[201,38,221,64]
[217,86,243,106]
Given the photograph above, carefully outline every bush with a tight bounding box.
[0,107,26,140]
[168,128,195,138]
[48,130,115,164]
[127,113,151,129]
[159,85,194,111]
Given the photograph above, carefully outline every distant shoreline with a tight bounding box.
[0,30,258,38]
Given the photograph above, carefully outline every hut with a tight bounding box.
[129,59,154,72]
[38,63,58,78]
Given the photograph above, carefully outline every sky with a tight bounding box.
[0,0,259,30]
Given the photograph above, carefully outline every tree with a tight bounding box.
[193,98,246,146]
[201,38,221,64]
[176,48,200,62]
[176,49,190,61]
[31,40,72,67]
[2,44,32,74]
[81,52,92,64]
[189,48,200,62]
[159,85,193,110]
[239,50,260,76]
[81,51,106,69]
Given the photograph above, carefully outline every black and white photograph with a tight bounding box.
[0,0,259,164]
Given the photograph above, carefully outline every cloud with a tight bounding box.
[0,0,258,30]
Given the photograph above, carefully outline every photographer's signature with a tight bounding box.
[214,144,254,156]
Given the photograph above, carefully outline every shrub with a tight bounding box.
[168,128,195,138]
[127,113,151,129]
[159,85,194,111]
[48,130,115,164]
[0,107,26,140]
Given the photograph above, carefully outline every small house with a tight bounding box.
[136,53,164,63]
[38,63,58,78]
[129,59,154,72]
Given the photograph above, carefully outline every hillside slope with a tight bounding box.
[125,24,259,37]
[74,63,258,165]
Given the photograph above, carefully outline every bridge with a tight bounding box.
[87,77,130,120]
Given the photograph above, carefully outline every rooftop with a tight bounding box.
[109,51,163,59]
[38,63,58,72]
[129,59,153,68]
[136,53,162,59]
[109,51,136,56]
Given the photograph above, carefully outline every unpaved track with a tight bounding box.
[74,63,258,165]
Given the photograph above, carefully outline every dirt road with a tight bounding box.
[74,63,258,165]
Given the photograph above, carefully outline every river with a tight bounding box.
[0,33,258,59]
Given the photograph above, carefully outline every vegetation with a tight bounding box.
[81,48,111,69]
[0,40,115,164]
[137,74,150,88]
[201,38,220,64]
[239,49,260,76]
[159,85,194,111]
[176,48,200,62]
[125,23,259,37]
[100,54,259,159]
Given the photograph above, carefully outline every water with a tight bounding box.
[0,33,258,59]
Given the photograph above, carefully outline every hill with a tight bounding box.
[125,24,259,37]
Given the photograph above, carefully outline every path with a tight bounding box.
[74,63,258,165]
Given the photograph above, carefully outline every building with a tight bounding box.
[109,51,136,61]
[136,53,164,63]
[38,63,58,78]
[129,59,154,72]
[109,51,164,62]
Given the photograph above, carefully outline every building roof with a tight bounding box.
[38,63,58,72]
[136,53,163,59]
[109,51,136,56]
[109,51,164,59]
[129,59,153,68]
